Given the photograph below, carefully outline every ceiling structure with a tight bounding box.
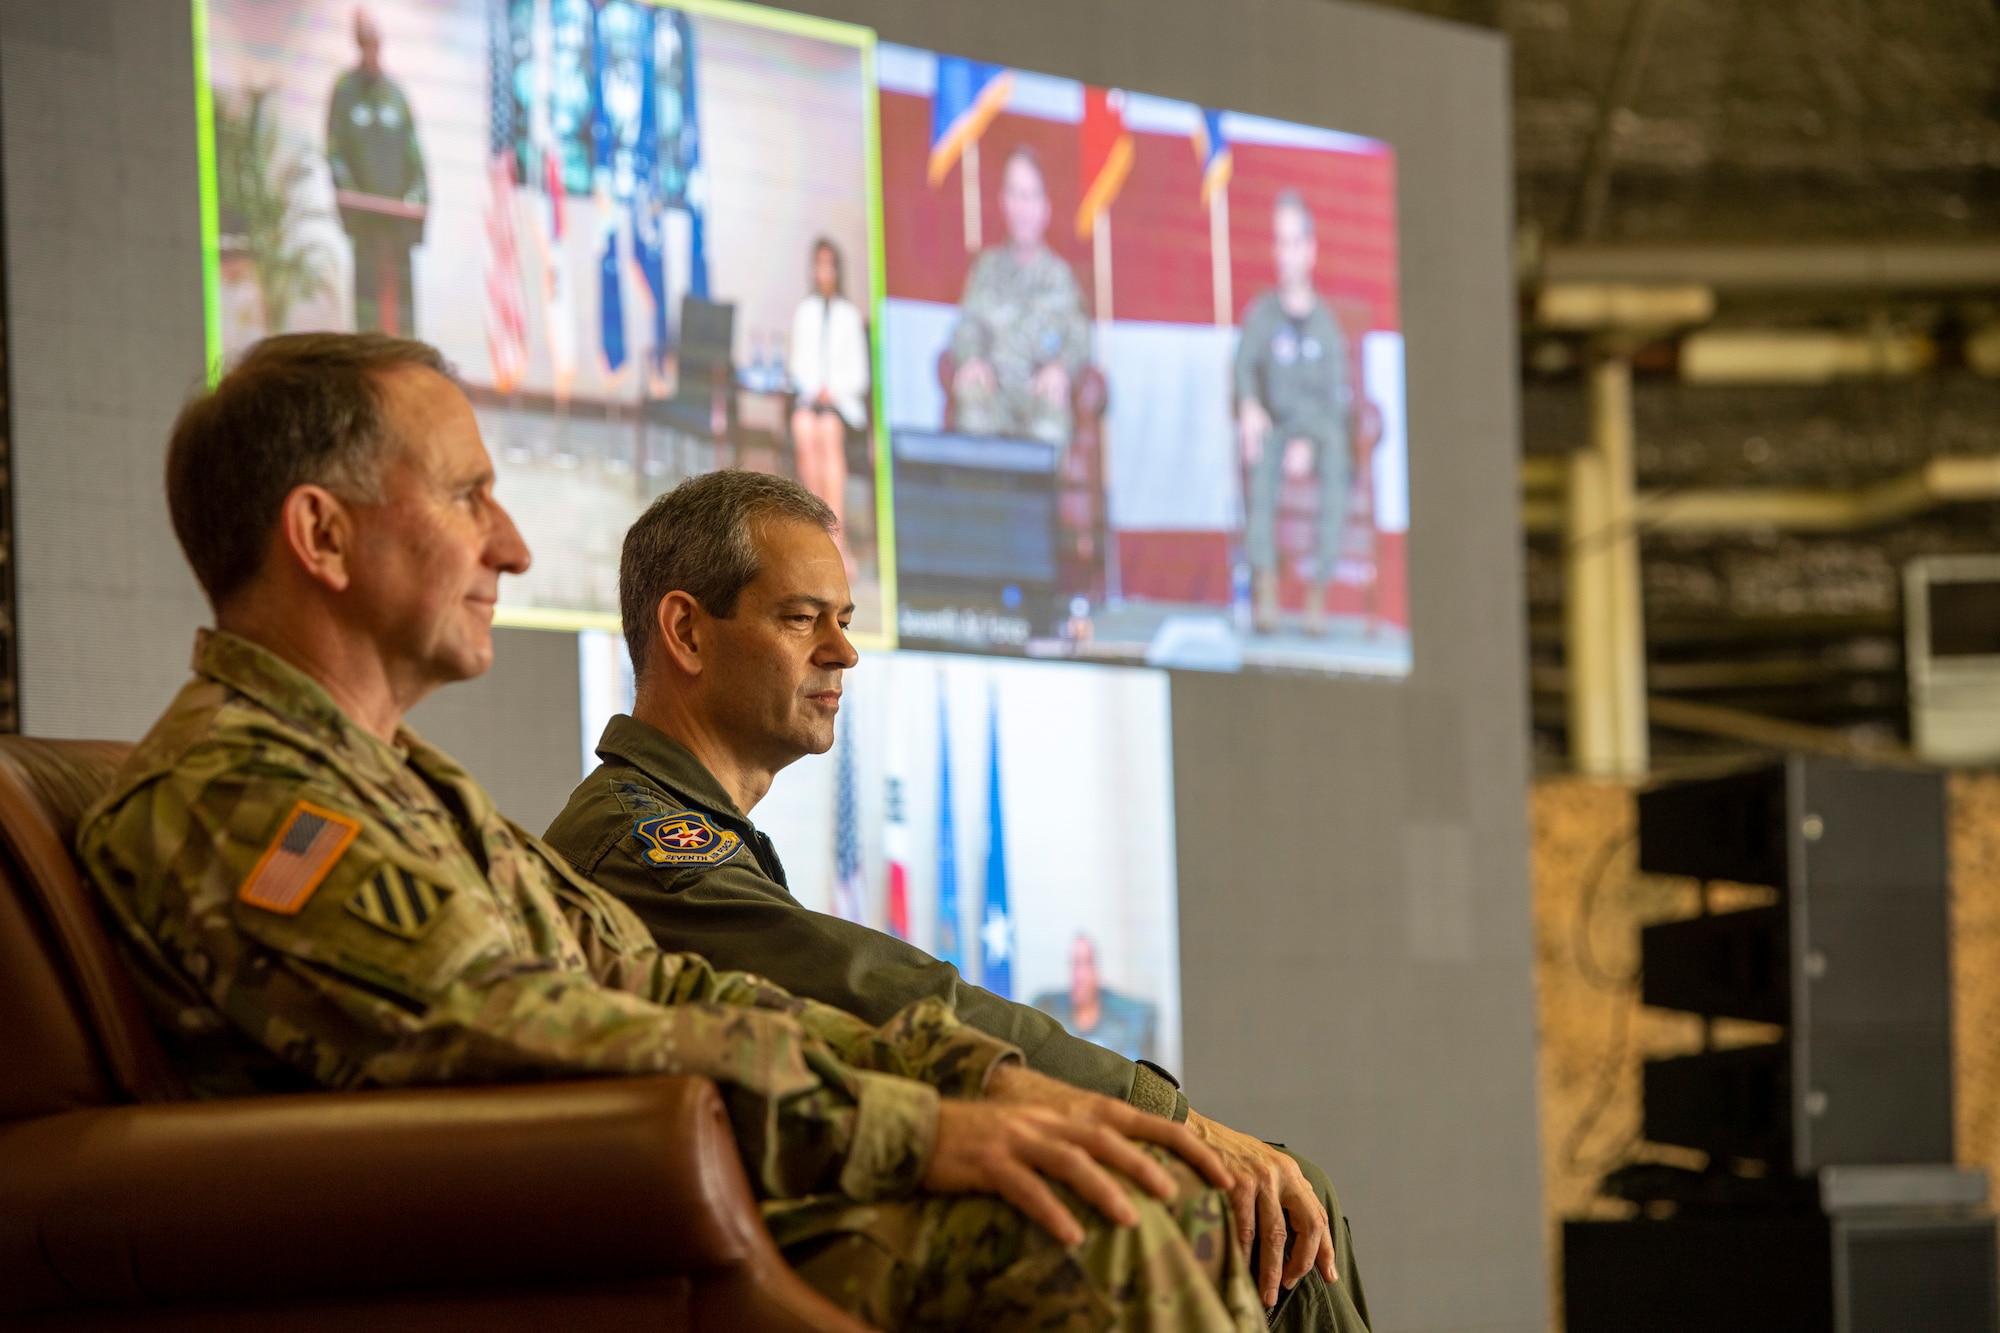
[1366,0,2000,767]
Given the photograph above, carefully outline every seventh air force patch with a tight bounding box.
[633,810,743,868]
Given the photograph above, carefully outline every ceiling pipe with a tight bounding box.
[1539,242,2000,293]
[1521,455,2000,535]
[1679,330,1935,384]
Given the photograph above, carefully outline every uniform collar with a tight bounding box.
[595,714,749,822]
[193,628,412,771]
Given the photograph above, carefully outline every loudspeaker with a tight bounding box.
[1635,757,1954,1172]
[1565,1204,1998,1333]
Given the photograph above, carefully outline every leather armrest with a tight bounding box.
[0,1076,769,1315]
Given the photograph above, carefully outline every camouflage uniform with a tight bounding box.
[547,716,1375,1333]
[77,630,1263,1332]
[950,244,1091,449]
[1234,293,1351,579]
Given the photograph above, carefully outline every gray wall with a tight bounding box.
[2,2,1540,1330]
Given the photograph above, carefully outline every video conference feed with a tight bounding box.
[877,43,1411,677]
[201,0,890,636]
[581,634,1184,1071]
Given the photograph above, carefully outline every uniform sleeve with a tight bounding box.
[326,80,355,191]
[1234,305,1263,406]
[399,91,428,205]
[1052,264,1091,375]
[79,757,945,1203]
[950,254,995,363]
[538,843,1021,1100]
[576,831,1166,1109]
[1327,315,1352,453]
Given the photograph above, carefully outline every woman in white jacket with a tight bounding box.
[788,237,870,573]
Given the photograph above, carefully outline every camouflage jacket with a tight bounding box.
[77,630,1020,1203]
[950,244,1091,383]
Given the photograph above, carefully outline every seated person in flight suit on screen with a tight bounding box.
[76,333,1273,1332]
[543,469,1373,1330]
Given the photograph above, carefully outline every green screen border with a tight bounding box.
[191,0,898,650]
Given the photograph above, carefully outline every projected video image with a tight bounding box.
[200,0,889,636]
[877,44,1410,676]
[581,635,1183,1070]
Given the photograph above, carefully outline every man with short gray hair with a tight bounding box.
[82,334,1267,1332]
[547,469,1373,1332]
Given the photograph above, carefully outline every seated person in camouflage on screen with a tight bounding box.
[948,144,1091,450]
[542,470,1372,1331]
[74,334,1269,1333]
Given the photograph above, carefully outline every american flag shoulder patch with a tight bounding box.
[238,800,363,915]
[345,866,453,942]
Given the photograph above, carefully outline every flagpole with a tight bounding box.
[961,139,982,254]
[1210,184,1232,327]
[1092,209,1121,606]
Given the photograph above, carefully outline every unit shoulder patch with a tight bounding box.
[239,800,363,915]
[632,810,743,868]
[346,866,454,941]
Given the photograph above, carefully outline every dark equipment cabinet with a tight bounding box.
[1564,757,1996,1333]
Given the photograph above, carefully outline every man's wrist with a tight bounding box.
[838,1070,940,1202]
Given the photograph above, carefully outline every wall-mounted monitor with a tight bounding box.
[196,0,894,641]
[877,43,1410,677]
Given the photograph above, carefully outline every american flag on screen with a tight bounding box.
[238,802,362,916]
[484,150,529,392]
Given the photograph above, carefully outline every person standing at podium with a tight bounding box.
[326,9,428,336]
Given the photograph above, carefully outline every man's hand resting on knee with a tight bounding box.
[1186,1109,1338,1306]
[925,1097,1197,1245]
[986,1064,1231,1189]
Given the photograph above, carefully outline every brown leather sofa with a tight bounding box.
[0,736,868,1332]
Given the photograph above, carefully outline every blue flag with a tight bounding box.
[1192,107,1233,206]
[935,690,962,970]
[832,719,865,923]
[598,225,627,373]
[927,56,1012,187]
[979,690,1012,999]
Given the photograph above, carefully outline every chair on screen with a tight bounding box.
[938,348,1113,606]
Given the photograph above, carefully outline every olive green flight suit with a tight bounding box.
[1234,292,1352,581]
[326,67,427,335]
[77,631,1266,1332]
[544,713,1373,1332]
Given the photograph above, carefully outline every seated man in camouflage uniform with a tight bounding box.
[949,143,1091,450]
[543,471,1372,1333]
[76,333,1265,1332]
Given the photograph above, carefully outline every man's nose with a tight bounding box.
[488,502,533,575]
[820,623,860,669]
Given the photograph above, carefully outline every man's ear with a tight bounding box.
[653,590,707,678]
[276,483,360,594]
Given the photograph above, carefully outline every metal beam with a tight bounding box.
[1522,455,2000,534]
[1540,242,2000,292]
[1646,696,1914,765]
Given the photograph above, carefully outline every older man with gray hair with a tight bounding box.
[78,333,1267,1332]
